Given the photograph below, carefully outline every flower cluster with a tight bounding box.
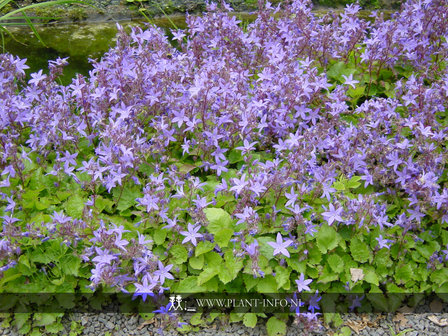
[1,0,448,331]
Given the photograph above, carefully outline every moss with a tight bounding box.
[0,4,14,16]
[67,7,88,21]
[123,0,403,16]
[33,6,66,22]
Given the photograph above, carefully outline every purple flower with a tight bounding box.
[153,303,174,315]
[243,239,258,257]
[349,295,364,311]
[192,195,212,209]
[284,187,298,207]
[295,273,312,292]
[172,29,186,42]
[51,211,72,224]
[321,203,344,225]
[28,70,46,85]
[180,223,203,246]
[236,139,258,155]
[153,261,174,284]
[114,232,129,251]
[92,248,117,265]
[230,174,248,196]
[138,233,153,245]
[442,244,448,262]
[133,276,157,302]
[4,197,16,213]
[375,234,392,249]
[304,222,318,236]
[407,206,425,223]
[307,291,321,313]
[342,74,359,88]
[267,233,293,258]
[137,194,160,213]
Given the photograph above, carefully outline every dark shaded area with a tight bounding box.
[1,292,445,313]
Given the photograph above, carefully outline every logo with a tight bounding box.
[168,295,196,312]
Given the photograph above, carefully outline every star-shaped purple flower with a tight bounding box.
[180,223,203,247]
[267,233,293,258]
[295,273,312,292]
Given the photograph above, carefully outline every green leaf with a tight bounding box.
[257,275,277,293]
[307,245,323,265]
[170,245,188,264]
[17,255,35,276]
[274,266,290,290]
[153,228,167,245]
[64,195,85,218]
[33,313,58,326]
[347,84,365,98]
[416,241,440,260]
[204,251,222,268]
[203,208,233,235]
[189,313,204,326]
[346,176,361,189]
[176,276,206,293]
[368,292,389,312]
[244,274,259,291]
[189,255,204,270]
[228,149,243,163]
[257,237,275,260]
[430,268,448,286]
[30,328,41,336]
[243,313,257,328]
[394,264,413,285]
[316,224,341,253]
[338,326,352,336]
[35,197,53,210]
[22,189,40,208]
[363,268,379,286]
[288,259,306,273]
[214,228,233,248]
[195,241,215,256]
[45,321,64,333]
[319,264,339,283]
[29,241,62,263]
[59,255,81,277]
[219,252,243,284]
[229,312,243,323]
[112,186,141,211]
[198,268,219,286]
[18,323,31,335]
[56,191,71,202]
[333,181,345,191]
[95,196,114,213]
[329,61,356,80]
[266,316,286,336]
[327,254,344,274]
[176,163,199,174]
[138,163,153,176]
[350,238,370,263]
[14,313,31,330]
[203,276,219,292]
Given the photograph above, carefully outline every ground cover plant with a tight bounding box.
[0,0,448,334]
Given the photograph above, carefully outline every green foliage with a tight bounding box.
[0,0,94,51]
[1,2,447,335]
[266,316,287,336]
[350,238,371,263]
[243,313,257,328]
[316,224,341,253]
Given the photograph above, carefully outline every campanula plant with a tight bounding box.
[0,0,448,334]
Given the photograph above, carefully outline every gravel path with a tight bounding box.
[2,302,448,336]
